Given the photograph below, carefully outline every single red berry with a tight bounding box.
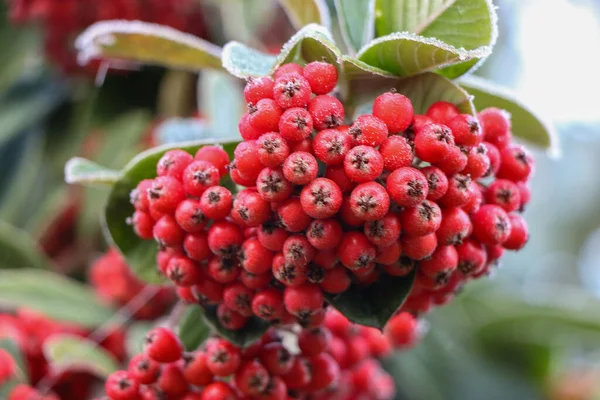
[303,60,338,94]
[208,220,243,257]
[234,140,263,180]
[195,146,230,178]
[232,189,271,227]
[239,112,263,140]
[260,342,294,376]
[200,381,238,400]
[479,107,512,149]
[217,303,249,330]
[300,178,343,219]
[483,141,501,176]
[325,164,355,193]
[439,174,473,208]
[384,312,418,348]
[436,144,468,175]
[348,114,389,147]
[462,143,491,179]
[281,357,312,390]
[349,182,390,221]
[175,199,207,233]
[241,269,272,289]
[379,135,413,171]
[252,288,284,321]
[447,114,482,146]
[183,351,214,386]
[516,181,531,211]
[284,283,324,317]
[320,265,351,293]
[339,196,363,226]
[194,277,225,303]
[277,197,312,232]
[244,76,275,104]
[363,212,401,247]
[131,179,153,212]
[206,338,242,376]
[503,213,529,250]
[456,239,487,276]
[256,168,293,203]
[308,95,344,130]
[313,249,339,269]
[298,327,331,357]
[419,245,458,285]
[272,253,307,286]
[273,72,311,109]
[249,98,283,133]
[414,123,455,163]
[235,360,270,396]
[420,166,448,200]
[497,144,535,182]
[344,145,384,183]
[384,255,415,276]
[485,179,521,212]
[183,232,211,262]
[463,183,483,214]
[257,133,290,168]
[157,363,188,397]
[400,200,442,236]
[257,220,289,251]
[401,232,437,260]
[274,63,304,79]
[148,176,186,215]
[183,160,220,197]
[282,151,318,185]
[208,256,240,283]
[305,353,341,392]
[426,101,460,125]
[376,239,402,265]
[144,327,183,363]
[372,91,414,133]
[223,282,254,317]
[153,215,185,247]
[313,128,353,165]
[306,218,343,250]
[283,235,316,266]
[436,207,472,245]
[157,149,193,180]
[131,210,154,239]
[105,370,140,400]
[199,186,233,220]
[386,167,428,207]
[240,237,274,274]
[337,231,376,271]
[166,255,200,286]
[231,167,257,186]
[0,349,15,385]
[472,204,512,245]
[278,107,313,141]
[289,137,313,153]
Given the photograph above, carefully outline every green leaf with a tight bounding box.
[104,139,239,284]
[349,72,475,117]
[0,219,52,269]
[202,305,268,348]
[0,269,115,327]
[325,271,416,329]
[43,334,119,378]
[278,0,331,31]
[459,75,558,155]
[179,306,211,351]
[126,322,153,358]
[356,32,490,78]
[374,0,498,78]
[198,71,244,140]
[75,20,223,72]
[334,0,376,54]
[223,24,340,79]
[64,157,120,186]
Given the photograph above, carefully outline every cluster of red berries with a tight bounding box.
[0,309,127,399]
[103,308,396,400]
[9,0,208,73]
[90,248,175,320]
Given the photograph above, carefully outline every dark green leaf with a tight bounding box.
[334,0,376,54]
[202,305,268,348]
[75,20,223,72]
[0,219,52,269]
[104,139,239,284]
[43,334,119,378]
[278,0,331,30]
[374,0,498,78]
[459,75,558,155]
[325,270,415,329]
[64,157,120,186]
[179,306,212,351]
[0,269,115,327]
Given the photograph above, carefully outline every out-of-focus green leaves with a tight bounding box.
[334,0,376,54]
[179,306,212,351]
[202,305,268,348]
[0,219,52,269]
[278,0,331,31]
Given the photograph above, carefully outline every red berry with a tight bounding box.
[257,220,289,251]
[313,249,339,269]
[199,186,233,220]
[456,239,487,276]
[386,167,428,207]
[485,179,521,212]
[384,312,418,348]
[252,288,284,321]
[364,213,402,247]
[463,183,483,214]
[439,174,473,208]
[183,160,220,197]
[503,213,529,250]
[344,145,384,183]
[419,245,458,284]
[472,204,512,245]
[479,107,511,148]
[206,338,241,376]
[272,253,307,286]
[305,353,341,392]
[131,179,153,212]
[148,176,186,215]
[244,76,274,104]
[231,167,256,186]
[260,342,294,376]
[300,178,343,219]
[426,101,459,125]
[157,149,193,180]
[414,123,455,163]
[235,360,270,396]
[183,233,211,262]
[320,265,351,293]
[208,256,240,283]
[281,357,312,390]
[127,354,160,384]
[447,114,482,146]
[421,166,448,200]
[157,363,188,397]
[372,91,414,133]
[497,144,535,182]
[195,277,225,303]
[299,327,331,356]
[308,95,344,130]
[166,255,200,286]
[517,181,531,211]
[283,235,316,266]
[483,141,501,176]
[401,232,437,260]
[303,60,338,94]
[273,72,311,109]
[241,269,272,289]
[325,164,355,193]
[436,207,472,245]
[257,133,290,167]
[249,98,283,133]
[436,144,467,175]
[277,198,312,232]
[183,351,214,386]
[175,199,207,233]
[379,135,413,171]
[153,215,185,247]
[105,370,140,400]
[278,107,313,141]
[131,211,154,239]
[234,140,263,180]
[313,128,352,165]
[223,282,254,317]
[144,327,183,363]
[337,231,376,271]
[256,167,293,203]
[462,143,491,179]
[232,189,271,227]
[208,220,243,257]
[289,137,313,153]
[339,196,363,226]
[282,151,318,185]
[384,255,415,276]
[284,283,324,317]
[348,114,388,147]
[306,218,343,250]
[349,182,390,221]
[400,199,442,236]
[239,112,263,140]
[274,63,304,79]
[240,237,274,274]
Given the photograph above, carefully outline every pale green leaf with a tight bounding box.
[44,334,119,378]
[459,75,558,156]
[0,219,52,269]
[278,0,331,30]
[334,0,376,54]
[199,71,244,140]
[0,269,115,327]
[64,157,120,186]
[75,20,223,72]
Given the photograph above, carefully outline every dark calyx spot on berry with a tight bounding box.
[496,188,513,204]
[193,169,211,184]
[250,375,267,389]
[455,175,471,190]
[427,173,439,191]
[348,125,362,140]
[220,312,232,325]
[435,271,451,286]
[263,138,280,154]
[168,265,185,283]
[515,150,529,165]
[311,186,332,206]
[219,257,237,272]
[459,145,469,155]
[399,256,416,271]
[418,202,437,221]
[495,216,509,235]
[192,209,206,225]
[156,240,167,251]
[289,244,306,260]
[183,353,194,366]
[144,332,155,346]
[212,349,229,364]
[208,190,221,204]
[220,245,239,258]
[458,261,475,275]
[278,348,291,363]
[327,138,344,155]
[368,220,384,238]
[292,158,309,175]
[306,264,325,283]
[357,194,377,213]
[476,144,487,154]
[435,127,453,143]
[118,377,132,390]
[407,180,424,198]
[261,174,284,193]
[308,222,325,238]
[356,254,373,269]
[282,79,302,98]
[148,185,163,199]
[449,233,465,246]
[138,359,150,371]
[248,103,258,114]
[293,115,308,130]
[297,310,314,325]
[258,305,274,318]
[324,114,342,129]
[280,263,298,282]
[350,151,370,171]
[468,120,480,133]
[238,206,249,221]
[261,219,282,234]
[161,158,174,171]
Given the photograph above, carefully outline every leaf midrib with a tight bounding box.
[412,0,458,35]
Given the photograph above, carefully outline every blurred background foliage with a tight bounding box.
[1,0,600,399]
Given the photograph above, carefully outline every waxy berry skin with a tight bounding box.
[386,167,429,207]
[414,123,455,163]
[105,370,140,400]
[300,178,343,219]
[157,149,193,180]
[349,182,390,222]
[199,186,233,220]
[273,73,312,109]
[183,160,221,198]
[249,98,283,133]
[303,60,338,94]
[349,114,389,147]
[471,204,512,245]
[144,327,183,363]
[379,135,413,171]
[344,145,384,183]
[426,101,460,126]
[400,199,442,237]
[308,95,345,130]
[447,114,482,146]
[278,107,314,141]
[148,176,186,215]
[372,91,414,133]
[337,231,377,271]
[313,128,353,165]
[282,151,319,185]
[257,133,290,168]
[244,76,274,104]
